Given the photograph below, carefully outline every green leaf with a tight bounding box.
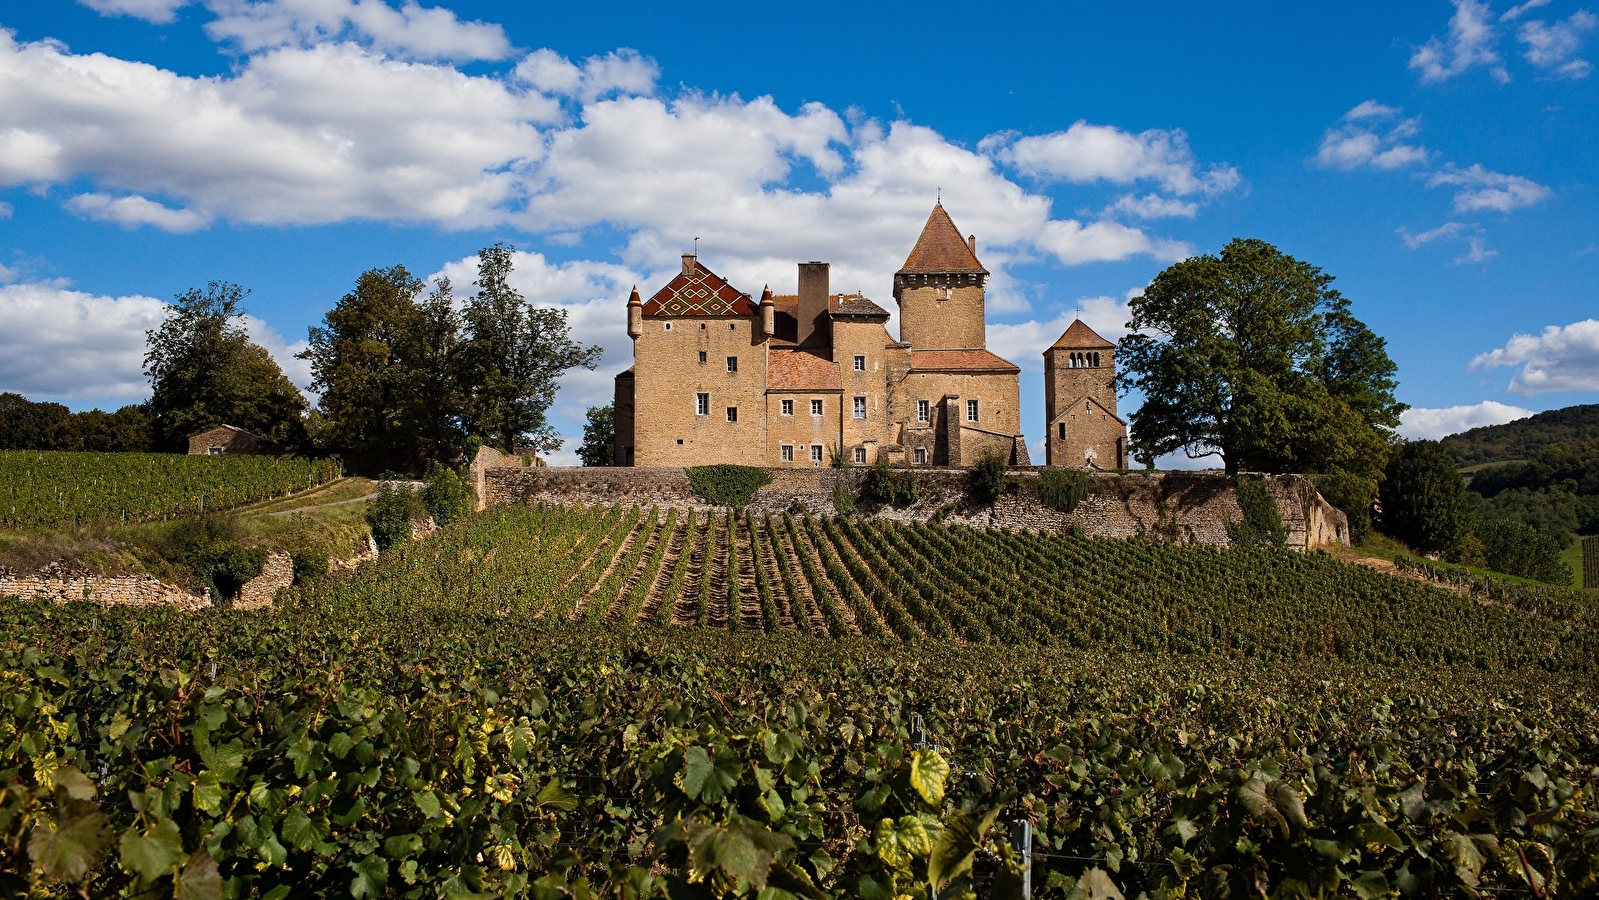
[1267,780,1307,831]
[413,790,442,818]
[873,816,931,873]
[199,739,245,781]
[120,818,186,881]
[928,806,1001,890]
[537,779,579,812]
[909,750,950,807]
[1349,871,1389,900]
[1442,831,1486,888]
[282,808,325,852]
[1077,867,1125,900]
[29,805,113,883]
[1164,817,1199,845]
[53,766,97,800]
[192,772,223,816]
[679,746,741,805]
[350,854,389,898]
[177,849,223,900]
[384,833,423,859]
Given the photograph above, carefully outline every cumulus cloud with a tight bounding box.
[1428,163,1552,212]
[988,294,1135,372]
[1314,101,1429,171]
[1398,401,1533,440]
[1411,0,1510,83]
[987,121,1239,196]
[1399,221,1468,248]
[1518,10,1597,78]
[513,48,659,103]
[79,0,190,23]
[1456,236,1499,264]
[0,282,166,402]
[1472,318,1599,393]
[203,0,512,61]
[1104,193,1197,220]
[66,193,210,232]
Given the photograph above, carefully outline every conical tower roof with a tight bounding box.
[1050,319,1116,350]
[897,203,987,276]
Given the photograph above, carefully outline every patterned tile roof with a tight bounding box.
[897,203,987,276]
[641,260,754,317]
[1049,319,1116,350]
[767,349,842,391]
[908,349,1020,374]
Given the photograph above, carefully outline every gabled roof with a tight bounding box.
[767,349,842,392]
[641,259,754,317]
[1050,319,1116,350]
[830,293,890,319]
[908,349,1020,374]
[897,203,987,276]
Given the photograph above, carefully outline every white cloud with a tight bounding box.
[513,48,659,103]
[988,121,1239,196]
[1399,221,1467,248]
[1104,193,1197,220]
[1455,236,1499,264]
[1398,401,1533,440]
[1411,0,1510,83]
[0,200,11,218]
[1472,318,1599,393]
[66,193,211,232]
[1428,163,1551,212]
[242,314,314,393]
[1314,101,1428,171]
[79,0,190,23]
[203,0,512,62]
[0,282,167,402]
[1518,10,1597,78]
[988,294,1134,372]
[1502,0,1553,21]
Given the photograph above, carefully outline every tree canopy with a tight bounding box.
[577,404,615,467]
[1118,239,1404,478]
[144,283,307,451]
[1379,441,1473,555]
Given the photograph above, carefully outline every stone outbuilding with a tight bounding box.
[187,425,270,456]
[1043,320,1128,469]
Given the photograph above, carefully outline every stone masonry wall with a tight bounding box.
[483,467,1349,548]
[0,568,209,608]
[234,550,293,610]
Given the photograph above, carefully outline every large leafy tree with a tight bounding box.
[1379,440,1473,554]
[577,404,615,467]
[459,244,601,454]
[144,283,307,451]
[1119,239,1404,477]
[0,393,70,450]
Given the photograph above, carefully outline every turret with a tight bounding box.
[758,285,775,339]
[626,285,642,339]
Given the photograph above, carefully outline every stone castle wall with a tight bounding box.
[482,466,1349,549]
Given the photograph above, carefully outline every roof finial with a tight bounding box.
[693,236,699,257]
[936,187,941,204]
[1073,306,1082,321]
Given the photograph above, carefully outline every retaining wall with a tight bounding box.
[482,466,1349,549]
[0,569,209,608]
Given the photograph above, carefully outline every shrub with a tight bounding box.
[968,453,1009,505]
[832,480,856,516]
[422,462,475,526]
[1037,469,1096,514]
[291,550,330,583]
[366,482,427,552]
[1475,518,1573,585]
[207,545,268,599]
[685,464,772,508]
[1315,471,1377,545]
[1228,475,1287,547]
[861,462,919,506]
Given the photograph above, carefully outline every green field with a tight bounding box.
[5,504,1598,898]
[0,451,341,529]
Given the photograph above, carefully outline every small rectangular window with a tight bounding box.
[914,448,926,464]
[727,356,738,373]
[726,407,738,423]
[1058,422,1066,439]
[966,399,979,422]
[810,445,823,463]
[853,447,866,464]
[208,446,222,455]
[781,399,793,416]
[853,396,866,419]
[781,445,793,462]
[698,351,706,363]
[696,393,709,416]
[810,399,823,416]
[853,355,865,371]
[916,399,929,422]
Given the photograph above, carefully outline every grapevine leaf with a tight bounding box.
[53,766,96,800]
[413,790,442,818]
[119,818,185,881]
[679,746,740,804]
[282,808,324,852]
[28,804,113,883]
[177,849,223,900]
[1267,780,1307,831]
[199,739,245,782]
[928,806,1001,890]
[874,816,931,873]
[1349,871,1389,900]
[1077,867,1125,900]
[909,749,950,807]
[350,854,389,898]
[537,779,579,812]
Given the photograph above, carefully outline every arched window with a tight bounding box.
[1092,352,1101,367]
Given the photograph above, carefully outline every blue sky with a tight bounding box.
[0,0,1595,464]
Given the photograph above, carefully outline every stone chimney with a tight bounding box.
[797,261,830,348]
[681,253,696,276]
[968,235,977,256]
[626,286,642,339]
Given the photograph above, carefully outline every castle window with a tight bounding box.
[853,397,866,419]
[810,445,823,463]
[664,322,672,331]
[781,445,794,462]
[781,399,793,416]
[696,393,709,416]
[726,356,738,373]
[700,323,706,330]
[698,351,706,363]
[1093,352,1101,367]
[853,447,866,464]
[914,448,927,464]
[729,323,735,330]
[916,399,929,422]
[966,399,979,422]
[726,407,738,423]
[811,399,823,416]
[1058,422,1066,439]
[853,355,865,371]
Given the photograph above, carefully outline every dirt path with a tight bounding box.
[705,513,731,629]
[607,516,667,619]
[638,517,689,624]
[671,516,712,626]
[572,519,648,619]
[263,493,377,516]
[733,515,764,631]
[752,520,798,631]
[775,524,828,632]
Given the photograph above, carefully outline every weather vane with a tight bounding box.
[693,236,699,257]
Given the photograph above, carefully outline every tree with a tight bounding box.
[577,404,615,466]
[459,244,601,454]
[145,282,307,451]
[1379,441,1473,554]
[1119,239,1404,477]
[0,393,70,449]
[49,405,154,452]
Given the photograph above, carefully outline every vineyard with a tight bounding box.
[5,503,1599,898]
[0,451,341,529]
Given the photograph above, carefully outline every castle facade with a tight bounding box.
[613,203,1033,468]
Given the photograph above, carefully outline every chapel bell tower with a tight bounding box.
[1043,319,1127,469]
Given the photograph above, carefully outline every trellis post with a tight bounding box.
[1010,820,1033,900]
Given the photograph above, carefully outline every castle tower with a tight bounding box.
[892,203,989,350]
[1043,319,1127,469]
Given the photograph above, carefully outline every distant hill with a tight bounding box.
[1440,404,1599,467]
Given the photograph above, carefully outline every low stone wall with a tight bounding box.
[484,467,1349,548]
[0,569,208,608]
[234,551,293,610]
